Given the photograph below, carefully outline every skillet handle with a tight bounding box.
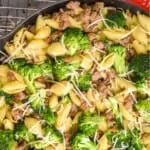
[124,0,150,11]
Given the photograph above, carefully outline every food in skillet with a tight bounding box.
[0,1,150,150]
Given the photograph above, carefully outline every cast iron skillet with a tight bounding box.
[0,0,148,52]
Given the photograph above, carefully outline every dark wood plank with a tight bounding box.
[0,0,58,37]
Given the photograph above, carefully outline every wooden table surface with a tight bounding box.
[0,0,59,37]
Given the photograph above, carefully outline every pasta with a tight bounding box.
[119,103,135,121]
[47,42,67,57]
[86,88,97,102]
[137,13,150,32]
[0,1,150,150]
[2,81,26,94]
[68,16,82,28]
[3,119,14,130]
[142,134,150,145]
[48,94,59,111]
[35,15,46,32]
[132,40,148,54]
[45,19,59,29]
[80,53,93,70]
[115,77,136,92]
[50,81,73,96]
[98,135,108,150]
[132,26,148,45]
[25,30,34,41]
[102,29,127,41]
[13,28,26,48]
[0,96,5,108]
[98,117,108,132]
[0,105,8,123]
[99,53,115,71]
[35,26,51,39]
[56,102,72,131]
[24,117,43,137]
[142,125,150,133]
[69,90,81,106]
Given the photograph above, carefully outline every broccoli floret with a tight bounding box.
[30,125,63,149]
[0,90,14,104]
[136,78,150,96]
[9,59,52,94]
[30,89,46,111]
[108,44,126,56]
[62,28,90,55]
[53,58,79,81]
[9,58,27,71]
[14,122,34,142]
[77,73,92,91]
[40,107,55,124]
[108,44,126,74]
[29,90,55,124]
[130,55,150,79]
[109,97,122,129]
[135,98,150,122]
[107,130,130,148]
[0,130,16,150]
[44,125,63,143]
[79,112,102,136]
[129,130,144,150]
[61,96,71,104]
[105,10,126,28]
[107,129,143,150]
[71,133,97,150]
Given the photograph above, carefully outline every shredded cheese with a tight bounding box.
[118,26,138,40]
[85,51,102,68]
[139,26,150,35]
[92,46,106,54]
[87,18,117,29]
[119,70,134,77]
[13,89,47,110]
[71,80,92,107]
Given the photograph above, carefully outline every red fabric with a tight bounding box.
[125,0,150,11]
